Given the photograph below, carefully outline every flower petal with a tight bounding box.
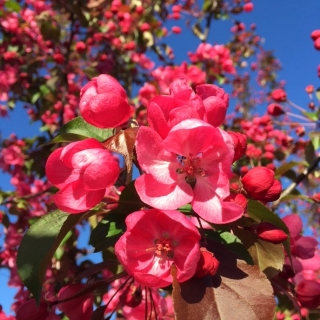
[45,148,79,189]
[135,174,193,210]
[163,119,216,156]
[53,181,105,213]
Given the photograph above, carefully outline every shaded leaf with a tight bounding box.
[48,116,114,144]
[89,211,125,252]
[204,229,253,265]
[232,227,284,278]
[247,199,291,260]
[103,127,138,172]
[305,141,316,165]
[17,210,85,304]
[40,21,60,42]
[90,181,144,252]
[172,240,275,320]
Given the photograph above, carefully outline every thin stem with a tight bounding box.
[145,286,148,320]
[196,214,208,247]
[286,112,313,122]
[273,156,320,208]
[287,99,308,113]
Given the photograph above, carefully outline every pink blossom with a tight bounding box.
[282,214,318,259]
[45,138,120,213]
[115,209,201,288]
[135,119,244,223]
[147,78,229,139]
[58,284,93,320]
[79,74,131,128]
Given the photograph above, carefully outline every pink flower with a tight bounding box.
[58,284,93,320]
[135,119,244,223]
[79,74,131,128]
[147,78,229,139]
[46,138,120,213]
[115,209,201,288]
[282,214,318,259]
[296,280,320,308]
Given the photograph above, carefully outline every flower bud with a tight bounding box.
[80,74,131,128]
[255,222,288,244]
[194,248,220,278]
[267,103,285,116]
[241,166,281,202]
[228,131,247,162]
[271,88,287,102]
[311,30,320,40]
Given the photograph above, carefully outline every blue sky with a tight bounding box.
[1,0,320,315]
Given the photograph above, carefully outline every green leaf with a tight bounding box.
[232,227,284,278]
[275,161,307,177]
[50,116,114,143]
[90,181,144,252]
[5,0,21,12]
[89,211,125,252]
[247,200,291,260]
[31,92,41,104]
[40,21,60,42]
[302,111,318,121]
[309,131,320,151]
[205,230,254,265]
[17,210,85,304]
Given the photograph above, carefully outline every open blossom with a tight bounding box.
[147,77,229,139]
[135,119,244,224]
[79,74,131,128]
[46,138,120,213]
[115,209,201,288]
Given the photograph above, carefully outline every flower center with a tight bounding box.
[145,232,178,259]
[176,153,206,184]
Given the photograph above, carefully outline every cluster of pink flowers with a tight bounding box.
[43,73,284,309]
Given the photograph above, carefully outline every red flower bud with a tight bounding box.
[267,103,285,116]
[194,248,220,278]
[228,131,247,162]
[241,166,281,202]
[305,85,314,93]
[271,89,287,102]
[311,30,320,40]
[296,280,320,308]
[255,222,288,244]
[311,193,320,203]
[314,38,320,51]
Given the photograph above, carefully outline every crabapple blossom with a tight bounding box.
[135,119,244,223]
[295,280,320,308]
[45,138,120,213]
[79,74,131,128]
[255,222,288,244]
[58,284,93,320]
[115,209,201,288]
[147,77,229,139]
[282,214,318,259]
